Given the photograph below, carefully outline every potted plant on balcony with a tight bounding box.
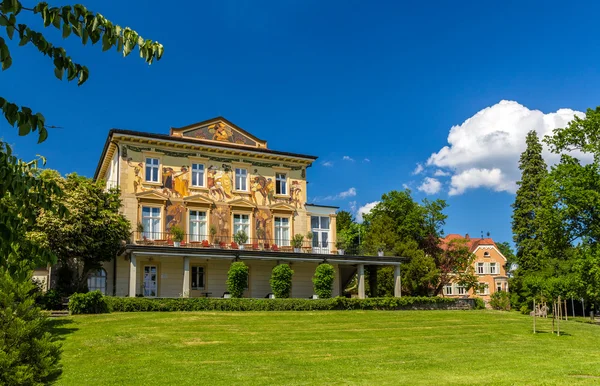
[209,224,218,245]
[170,225,184,247]
[292,234,304,253]
[377,243,385,257]
[234,230,248,250]
[336,235,347,255]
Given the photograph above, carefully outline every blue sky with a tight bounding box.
[2,0,600,245]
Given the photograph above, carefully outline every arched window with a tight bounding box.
[483,251,490,258]
[88,268,107,295]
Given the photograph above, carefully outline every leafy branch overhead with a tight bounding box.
[0,0,164,142]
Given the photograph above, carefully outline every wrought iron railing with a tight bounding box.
[131,231,365,255]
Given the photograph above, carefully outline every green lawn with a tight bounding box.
[53,311,600,385]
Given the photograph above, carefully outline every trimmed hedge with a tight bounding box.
[69,290,109,314]
[104,296,477,313]
[313,264,335,298]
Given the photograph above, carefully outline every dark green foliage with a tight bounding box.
[512,130,548,272]
[336,210,355,233]
[105,296,472,312]
[227,262,248,298]
[37,289,63,311]
[489,291,511,311]
[496,241,516,274]
[270,264,293,298]
[473,298,486,310]
[69,291,109,314]
[0,268,62,385]
[313,263,335,298]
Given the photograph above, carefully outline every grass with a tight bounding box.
[52,310,600,385]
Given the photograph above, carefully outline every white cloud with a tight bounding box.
[433,169,450,177]
[402,183,412,190]
[363,158,371,162]
[343,155,354,162]
[417,177,442,195]
[427,100,589,195]
[349,201,357,213]
[356,201,379,223]
[412,163,424,175]
[321,161,333,167]
[315,187,357,201]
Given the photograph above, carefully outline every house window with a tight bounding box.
[145,157,160,183]
[477,283,489,295]
[189,210,207,242]
[87,268,107,295]
[191,163,205,187]
[142,206,161,239]
[276,173,287,195]
[311,216,330,251]
[191,266,205,290]
[489,262,497,275]
[456,285,466,295]
[235,168,247,191]
[483,251,490,257]
[444,285,453,295]
[274,217,290,246]
[143,265,158,297]
[497,282,502,292]
[477,262,485,274]
[233,214,250,237]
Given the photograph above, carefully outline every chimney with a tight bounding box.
[465,233,470,239]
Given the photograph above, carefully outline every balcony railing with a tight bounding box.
[131,231,366,256]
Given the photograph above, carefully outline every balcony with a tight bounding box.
[131,231,365,256]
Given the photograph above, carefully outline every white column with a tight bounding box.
[129,253,137,297]
[357,264,365,299]
[182,256,190,298]
[394,265,401,298]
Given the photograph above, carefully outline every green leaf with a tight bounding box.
[0,16,7,27]
[18,121,31,136]
[37,127,48,143]
[54,66,63,80]
[2,56,12,70]
[6,25,14,40]
[19,34,28,46]
[81,27,89,45]
[62,23,71,38]
[77,66,89,86]
[101,34,111,51]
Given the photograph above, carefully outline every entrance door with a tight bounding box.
[143,265,158,297]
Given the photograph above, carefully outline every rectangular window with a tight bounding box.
[143,265,158,297]
[189,210,207,242]
[142,206,161,239]
[274,217,290,246]
[497,282,502,292]
[477,262,485,274]
[276,173,287,195]
[311,216,330,252]
[477,283,489,295]
[235,168,247,191]
[191,163,205,187]
[145,157,160,183]
[456,285,466,295]
[489,262,497,275]
[444,285,453,295]
[191,266,205,290]
[233,214,250,237]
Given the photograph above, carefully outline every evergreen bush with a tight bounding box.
[69,290,109,314]
[270,264,294,298]
[490,291,511,311]
[226,262,249,298]
[313,264,335,298]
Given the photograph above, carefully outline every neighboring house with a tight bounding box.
[440,234,509,302]
[64,117,402,299]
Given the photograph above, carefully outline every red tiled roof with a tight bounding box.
[440,234,497,252]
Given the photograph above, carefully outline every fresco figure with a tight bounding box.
[207,165,224,201]
[212,205,230,240]
[266,178,275,205]
[166,201,184,232]
[173,166,189,197]
[251,176,267,205]
[127,159,145,193]
[217,165,233,199]
[254,208,272,245]
[290,181,302,208]
[210,122,232,142]
[162,167,176,196]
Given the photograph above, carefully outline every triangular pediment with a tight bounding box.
[170,117,267,148]
[270,202,297,212]
[183,194,214,206]
[228,198,257,209]
[135,190,169,202]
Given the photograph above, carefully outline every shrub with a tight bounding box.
[520,305,531,315]
[270,264,294,298]
[226,262,249,298]
[234,230,248,245]
[0,268,62,384]
[170,225,184,242]
[38,289,63,310]
[105,296,473,312]
[292,234,304,248]
[69,290,109,314]
[313,263,335,298]
[490,291,511,311]
[473,297,486,310]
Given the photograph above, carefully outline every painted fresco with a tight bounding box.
[211,204,230,241]
[165,201,185,232]
[208,164,234,200]
[254,208,272,244]
[183,122,257,146]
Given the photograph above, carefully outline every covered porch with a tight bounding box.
[106,245,404,299]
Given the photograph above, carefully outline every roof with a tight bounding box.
[305,203,340,209]
[440,233,497,253]
[94,127,318,180]
[170,116,267,144]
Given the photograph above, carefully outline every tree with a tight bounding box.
[496,241,516,276]
[0,0,163,143]
[270,264,293,298]
[512,130,548,272]
[313,264,335,298]
[33,170,130,294]
[435,238,479,296]
[336,210,354,233]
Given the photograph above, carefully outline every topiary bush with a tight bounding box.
[270,264,294,298]
[490,291,511,311]
[313,263,335,298]
[226,262,249,298]
[473,297,486,310]
[0,268,62,385]
[69,290,109,314]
